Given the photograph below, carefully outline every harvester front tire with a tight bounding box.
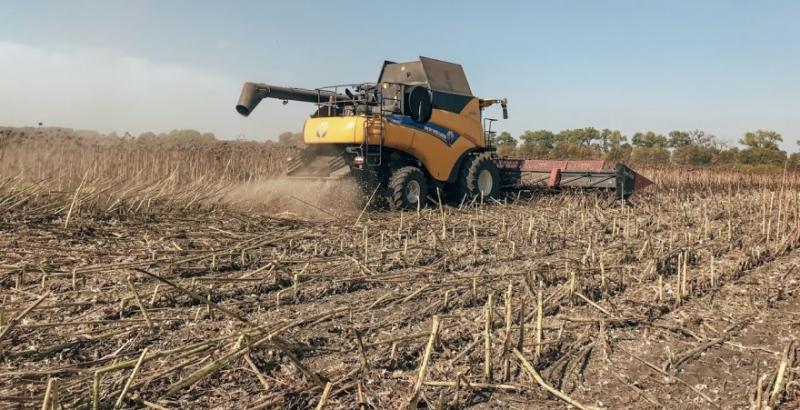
[388,166,428,210]
[456,153,500,202]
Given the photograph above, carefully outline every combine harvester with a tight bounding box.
[236,57,651,209]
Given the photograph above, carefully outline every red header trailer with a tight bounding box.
[495,159,653,199]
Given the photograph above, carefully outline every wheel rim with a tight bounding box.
[478,169,493,195]
[406,180,421,204]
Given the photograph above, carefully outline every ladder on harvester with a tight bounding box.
[363,98,385,167]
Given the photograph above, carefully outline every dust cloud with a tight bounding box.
[220,177,365,218]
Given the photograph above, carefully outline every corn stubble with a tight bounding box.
[1,128,799,408]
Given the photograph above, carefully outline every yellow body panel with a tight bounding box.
[428,99,484,148]
[301,97,484,182]
[402,127,477,181]
[382,121,415,151]
[303,117,366,144]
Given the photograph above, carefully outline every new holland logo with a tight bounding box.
[315,122,328,138]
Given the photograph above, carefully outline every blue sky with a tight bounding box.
[1,1,798,149]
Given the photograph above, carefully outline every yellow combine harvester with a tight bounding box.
[236,57,651,209]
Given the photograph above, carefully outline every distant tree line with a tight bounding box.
[124,127,796,169]
[490,128,798,168]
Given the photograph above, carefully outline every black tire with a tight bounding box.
[388,166,428,210]
[454,153,500,202]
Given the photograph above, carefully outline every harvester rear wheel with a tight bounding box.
[388,166,428,210]
[455,153,500,202]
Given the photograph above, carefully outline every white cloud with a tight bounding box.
[0,41,305,139]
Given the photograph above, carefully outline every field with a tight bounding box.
[1,128,799,409]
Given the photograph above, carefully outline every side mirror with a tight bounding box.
[501,99,508,119]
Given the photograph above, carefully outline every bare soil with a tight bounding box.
[2,176,800,409]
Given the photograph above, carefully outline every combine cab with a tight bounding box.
[236,57,652,208]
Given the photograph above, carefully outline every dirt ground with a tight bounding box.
[2,175,800,409]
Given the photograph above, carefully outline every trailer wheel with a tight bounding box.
[456,153,500,201]
[388,166,428,210]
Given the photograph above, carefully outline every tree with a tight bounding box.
[519,130,555,148]
[716,147,740,165]
[740,130,782,150]
[672,144,717,166]
[739,148,786,166]
[496,132,516,147]
[788,152,800,171]
[606,130,627,150]
[556,127,600,147]
[631,131,667,148]
[738,130,784,166]
[550,143,602,159]
[550,128,602,158]
[605,145,632,163]
[599,129,627,152]
[688,130,716,148]
[518,130,555,158]
[667,130,720,165]
[668,131,691,148]
[630,146,670,163]
[494,131,517,154]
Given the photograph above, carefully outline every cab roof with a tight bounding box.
[378,56,473,97]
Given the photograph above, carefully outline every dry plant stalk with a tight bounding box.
[315,382,333,410]
[115,347,149,408]
[535,282,543,360]
[484,294,493,382]
[0,292,50,342]
[127,277,154,330]
[501,282,513,381]
[512,348,590,410]
[408,316,441,409]
[40,378,58,410]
